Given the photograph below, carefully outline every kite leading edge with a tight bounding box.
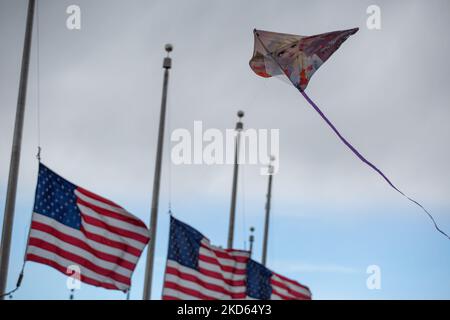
[250,28,450,240]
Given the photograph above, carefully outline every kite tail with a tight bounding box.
[300,90,450,240]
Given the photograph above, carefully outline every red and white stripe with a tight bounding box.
[162,239,250,300]
[26,187,150,292]
[270,272,312,300]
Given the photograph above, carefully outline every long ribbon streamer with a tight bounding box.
[300,90,450,240]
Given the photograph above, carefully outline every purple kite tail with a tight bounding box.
[300,90,450,240]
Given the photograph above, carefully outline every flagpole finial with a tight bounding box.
[235,110,244,131]
[249,226,255,257]
[165,44,173,54]
[268,156,275,175]
[163,44,173,69]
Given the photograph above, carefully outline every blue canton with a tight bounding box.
[33,163,81,230]
[246,259,273,299]
[168,217,204,269]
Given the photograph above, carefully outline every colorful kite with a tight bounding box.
[250,28,449,240]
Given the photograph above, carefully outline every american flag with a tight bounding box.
[162,217,311,300]
[162,217,250,299]
[25,163,150,292]
[246,259,312,300]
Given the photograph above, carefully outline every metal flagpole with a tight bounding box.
[142,44,173,300]
[248,227,255,257]
[227,111,244,249]
[261,156,275,266]
[0,0,36,298]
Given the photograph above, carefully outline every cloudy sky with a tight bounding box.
[1,0,450,299]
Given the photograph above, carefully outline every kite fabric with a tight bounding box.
[249,28,358,91]
[249,28,450,240]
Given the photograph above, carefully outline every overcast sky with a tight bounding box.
[1,0,450,299]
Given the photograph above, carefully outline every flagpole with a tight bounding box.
[142,44,172,300]
[249,226,255,257]
[227,111,244,249]
[0,0,35,298]
[261,156,275,266]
